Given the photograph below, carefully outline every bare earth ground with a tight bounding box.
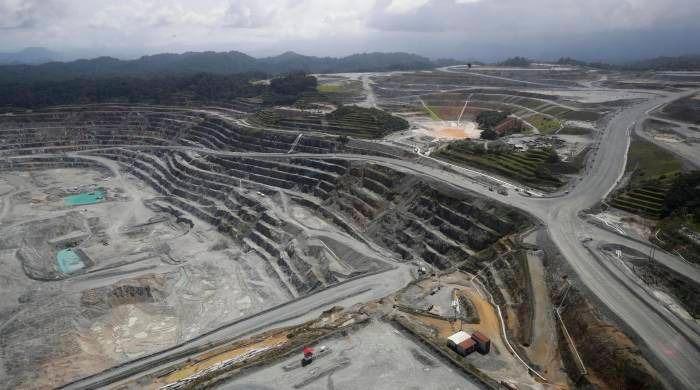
[0,167,290,388]
[220,320,481,390]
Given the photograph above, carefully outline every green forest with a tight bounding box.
[0,51,438,84]
[0,72,321,109]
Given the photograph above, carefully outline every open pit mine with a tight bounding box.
[0,105,535,389]
[1,62,699,390]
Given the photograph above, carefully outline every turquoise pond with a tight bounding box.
[56,248,85,274]
[64,190,105,206]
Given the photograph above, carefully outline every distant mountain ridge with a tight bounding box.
[0,50,441,84]
[0,47,61,65]
[624,54,700,71]
[555,54,700,71]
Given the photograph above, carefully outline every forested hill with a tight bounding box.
[555,54,700,71]
[0,50,439,84]
[0,71,323,109]
[624,54,700,71]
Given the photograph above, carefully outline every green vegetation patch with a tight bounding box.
[251,104,408,138]
[526,114,561,135]
[562,110,602,122]
[252,109,281,125]
[611,138,685,219]
[661,94,700,125]
[624,244,700,311]
[509,97,544,109]
[262,72,318,105]
[476,110,508,130]
[625,138,682,186]
[663,171,700,220]
[0,73,267,108]
[540,105,572,118]
[326,105,409,137]
[424,105,442,121]
[311,80,364,105]
[610,185,669,219]
[654,214,700,264]
[558,127,593,136]
[433,140,565,189]
[317,80,363,96]
[647,172,700,263]
[317,83,342,93]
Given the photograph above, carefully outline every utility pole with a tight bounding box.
[558,280,572,311]
[452,297,462,330]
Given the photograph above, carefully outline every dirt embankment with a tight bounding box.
[538,229,665,390]
[557,287,664,390]
[469,241,533,349]
[151,307,368,389]
[499,250,534,347]
[628,260,700,319]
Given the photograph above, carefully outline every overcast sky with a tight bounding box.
[2,0,700,61]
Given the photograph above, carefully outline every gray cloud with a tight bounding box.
[0,0,698,61]
[0,0,63,30]
[224,1,283,28]
[368,0,700,35]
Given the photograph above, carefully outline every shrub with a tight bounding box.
[326,105,408,133]
[480,129,497,140]
[476,110,508,130]
[663,170,700,217]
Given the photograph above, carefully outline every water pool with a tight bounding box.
[56,248,85,273]
[64,189,105,206]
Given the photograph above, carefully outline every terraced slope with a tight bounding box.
[253,105,408,139]
[610,183,671,219]
[0,105,530,286]
[610,137,683,218]
[0,106,336,156]
[434,142,563,189]
[411,91,603,125]
[323,164,529,269]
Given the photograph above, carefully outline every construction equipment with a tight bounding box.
[301,346,314,366]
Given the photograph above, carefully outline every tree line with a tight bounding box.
[0,72,318,109]
[663,171,700,220]
[0,50,440,84]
